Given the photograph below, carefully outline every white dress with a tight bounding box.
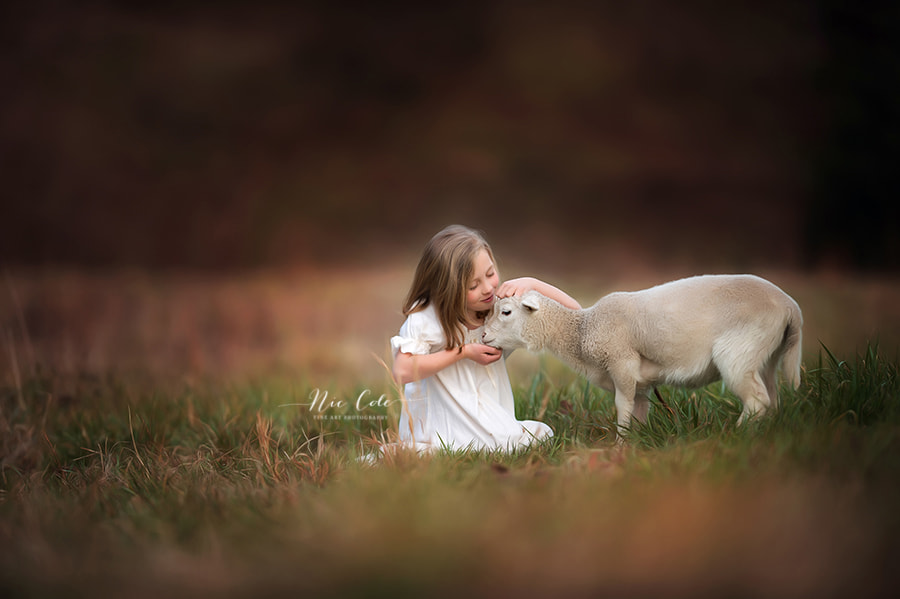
[389,304,553,452]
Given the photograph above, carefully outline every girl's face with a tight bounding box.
[465,248,499,323]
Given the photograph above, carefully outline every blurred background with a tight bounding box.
[1,0,898,383]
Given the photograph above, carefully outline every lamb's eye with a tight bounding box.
[501,309,511,316]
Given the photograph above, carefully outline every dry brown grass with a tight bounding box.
[2,264,898,390]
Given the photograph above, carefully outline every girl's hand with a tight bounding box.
[462,343,503,365]
[497,277,538,298]
[497,276,582,310]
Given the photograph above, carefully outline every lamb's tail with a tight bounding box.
[780,301,803,389]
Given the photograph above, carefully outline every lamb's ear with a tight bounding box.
[521,293,541,313]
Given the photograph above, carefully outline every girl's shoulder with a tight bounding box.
[400,303,442,337]
[394,303,444,355]
[408,301,438,319]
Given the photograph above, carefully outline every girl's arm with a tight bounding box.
[392,343,502,385]
[497,277,581,310]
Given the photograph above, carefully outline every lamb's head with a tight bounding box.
[482,290,545,352]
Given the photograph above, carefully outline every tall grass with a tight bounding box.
[1,345,898,598]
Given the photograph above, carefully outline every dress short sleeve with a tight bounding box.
[390,305,445,356]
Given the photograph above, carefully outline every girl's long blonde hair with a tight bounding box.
[402,225,497,351]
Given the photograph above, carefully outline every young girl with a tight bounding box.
[390,225,581,453]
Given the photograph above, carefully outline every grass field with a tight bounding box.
[2,269,900,597]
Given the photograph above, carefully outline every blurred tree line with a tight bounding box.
[805,0,900,271]
[1,0,897,271]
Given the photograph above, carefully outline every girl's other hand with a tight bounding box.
[462,343,503,366]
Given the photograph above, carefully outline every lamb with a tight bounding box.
[482,275,803,437]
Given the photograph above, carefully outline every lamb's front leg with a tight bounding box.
[613,385,637,442]
[632,391,651,423]
[609,358,642,442]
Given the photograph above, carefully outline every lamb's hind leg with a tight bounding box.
[730,369,772,425]
[715,333,777,425]
[762,350,781,410]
